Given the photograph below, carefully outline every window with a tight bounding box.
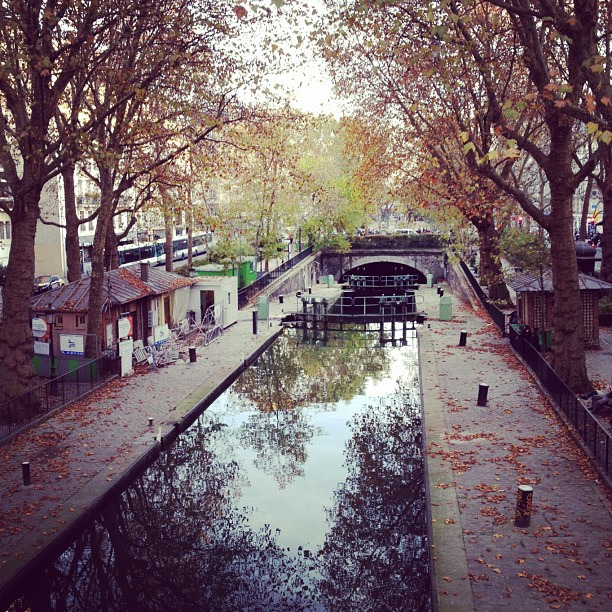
[0,222,4,239]
[76,315,86,328]
[55,315,63,328]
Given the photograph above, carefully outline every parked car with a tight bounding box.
[34,274,65,293]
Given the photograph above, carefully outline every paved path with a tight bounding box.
[421,285,611,611]
[1,281,611,610]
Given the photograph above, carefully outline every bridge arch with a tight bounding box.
[321,249,446,284]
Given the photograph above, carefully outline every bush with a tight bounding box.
[351,233,447,250]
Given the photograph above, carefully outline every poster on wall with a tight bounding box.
[117,316,133,339]
[60,334,85,356]
[106,323,114,348]
[34,341,50,355]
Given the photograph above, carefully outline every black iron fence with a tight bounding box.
[461,259,611,478]
[508,326,611,476]
[238,246,314,309]
[0,350,119,442]
[460,261,507,336]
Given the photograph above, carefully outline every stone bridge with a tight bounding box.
[319,247,447,285]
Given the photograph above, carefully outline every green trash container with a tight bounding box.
[327,274,334,287]
[426,274,434,288]
[537,329,552,350]
[257,296,269,320]
[439,295,452,321]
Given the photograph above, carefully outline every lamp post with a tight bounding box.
[47,311,59,395]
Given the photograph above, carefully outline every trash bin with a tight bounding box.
[327,275,334,288]
[257,296,269,319]
[439,295,452,321]
[537,329,552,350]
[426,274,433,288]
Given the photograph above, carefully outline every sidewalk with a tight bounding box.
[420,284,611,610]
[1,281,610,610]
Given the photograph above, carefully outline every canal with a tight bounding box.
[12,329,431,611]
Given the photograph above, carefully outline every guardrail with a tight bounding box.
[345,274,419,289]
[460,261,507,336]
[238,246,314,309]
[0,350,119,443]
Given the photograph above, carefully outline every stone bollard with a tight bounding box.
[514,485,534,527]
[22,462,31,487]
[477,383,489,406]
[459,330,468,346]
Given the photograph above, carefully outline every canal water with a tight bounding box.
[13,329,431,611]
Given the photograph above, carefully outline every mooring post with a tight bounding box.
[514,485,534,527]
[22,461,31,487]
[477,383,489,406]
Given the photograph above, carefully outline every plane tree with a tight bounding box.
[322,0,609,391]
[0,0,152,399]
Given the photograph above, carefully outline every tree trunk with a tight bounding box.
[473,214,511,304]
[547,194,589,392]
[85,167,114,359]
[63,162,83,282]
[104,225,119,271]
[0,192,40,400]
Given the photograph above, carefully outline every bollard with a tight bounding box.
[477,383,489,406]
[514,485,534,527]
[148,417,154,427]
[459,330,468,346]
[439,288,444,297]
[308,286,312,294]
[436,286,441,295]
[22,462,31,486]
[252,309,258,335]
[279,294,284,304]
[189,346,196,363]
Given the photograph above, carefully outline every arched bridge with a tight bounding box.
[319,243,447,285]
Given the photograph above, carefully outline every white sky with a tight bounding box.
[235,1,345,117]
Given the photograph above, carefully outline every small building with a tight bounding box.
[30,263,196,375]
[187,275,238,329]
[508,269,612,347]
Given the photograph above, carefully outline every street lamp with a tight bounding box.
[47,311,59,395]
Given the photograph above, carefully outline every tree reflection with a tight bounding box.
[231,332,391,488]
[22,420,316,611]
[315,381,431,611]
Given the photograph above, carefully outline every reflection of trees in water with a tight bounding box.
[239,407,317,489]
[25,420,315,611]
[230,332,391,488]
[233,331,391,409]
[315,384,431,611]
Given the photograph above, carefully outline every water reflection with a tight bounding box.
[11,330,430,611]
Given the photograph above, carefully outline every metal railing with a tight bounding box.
[460,261,507,336]
[0,350,119,442]
[461,259,610,478]
[508,326,611,477]
[345,274,419,289]
[238,246,314,309]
